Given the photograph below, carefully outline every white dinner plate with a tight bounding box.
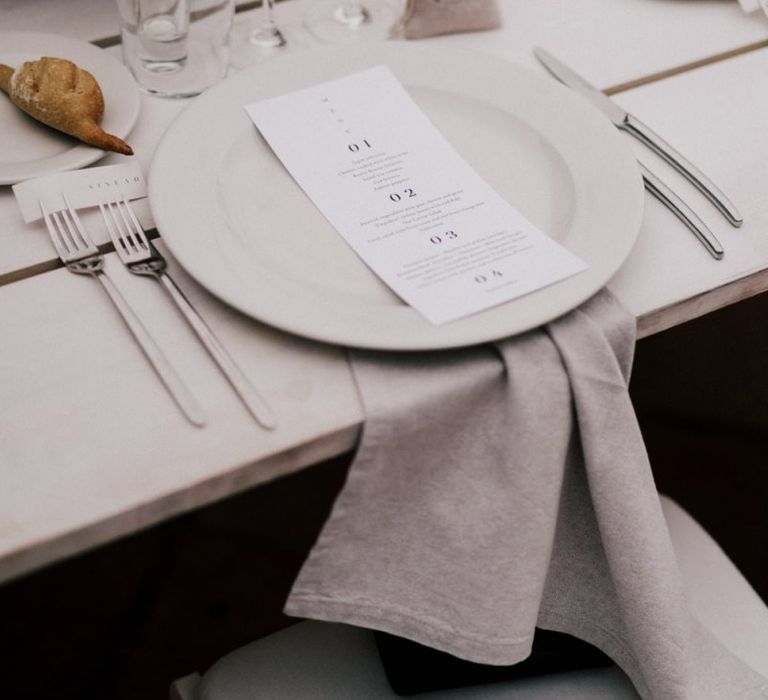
[150,44,644,350]
[0,31,140,185]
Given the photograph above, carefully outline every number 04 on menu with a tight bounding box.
[245,66,587,325]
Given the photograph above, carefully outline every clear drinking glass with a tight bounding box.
[117,0,234,97]
[304,0,401,43]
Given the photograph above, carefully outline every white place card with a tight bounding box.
[245,67,586,325]
[13,162,147,224]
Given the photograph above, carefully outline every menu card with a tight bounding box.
[245,67,587,325]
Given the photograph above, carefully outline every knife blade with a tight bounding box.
[534,47,742,228]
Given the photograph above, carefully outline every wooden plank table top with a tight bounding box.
[2,0,768,584]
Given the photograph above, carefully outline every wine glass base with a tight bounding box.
[305,0,400,43]
[249,27,286,49]
[333,4,369,27]
[229,19,293,69]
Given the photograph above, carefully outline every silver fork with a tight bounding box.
[100,195,277,430]
[40,195,207,427]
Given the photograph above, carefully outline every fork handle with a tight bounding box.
[156,271,277,430]
[93,271,207,427]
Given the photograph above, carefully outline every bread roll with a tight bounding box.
[0,57,133,155]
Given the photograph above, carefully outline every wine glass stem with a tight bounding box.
[250,0,286,47]
[263,0,277,32]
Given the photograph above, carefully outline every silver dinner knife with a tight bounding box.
[638,161,724,260]
[534,47,743,228]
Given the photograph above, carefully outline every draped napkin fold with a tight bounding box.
[285,290,768,699]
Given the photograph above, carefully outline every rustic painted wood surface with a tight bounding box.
[2,0,768,583]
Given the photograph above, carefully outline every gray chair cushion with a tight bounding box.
[196,496,768,699]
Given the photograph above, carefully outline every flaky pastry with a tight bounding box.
[0,57,133,155]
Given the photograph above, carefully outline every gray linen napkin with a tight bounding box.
[286,290,768,699]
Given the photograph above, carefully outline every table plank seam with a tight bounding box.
[606,38,768,95]
[0,229,160,288]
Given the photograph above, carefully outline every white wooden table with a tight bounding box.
[2,0,768,584]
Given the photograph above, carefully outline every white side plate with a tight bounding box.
[0,31,140,185]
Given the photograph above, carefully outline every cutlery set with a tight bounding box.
[40,194,276,430]
[534,47,741,260]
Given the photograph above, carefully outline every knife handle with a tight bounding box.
[639,161,724,261]
[622,114,742,228]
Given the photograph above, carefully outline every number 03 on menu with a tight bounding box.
[245,66,587,325]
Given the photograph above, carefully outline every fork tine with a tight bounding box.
[58,207,85,252]
[113,199,141,252]
[101,197,143,256]
[39,201,70,259]
[119,195,150,250]
[55,208,82,257]
[62,193,95,250]
[113,195,149,252]
[99,201,126,255]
